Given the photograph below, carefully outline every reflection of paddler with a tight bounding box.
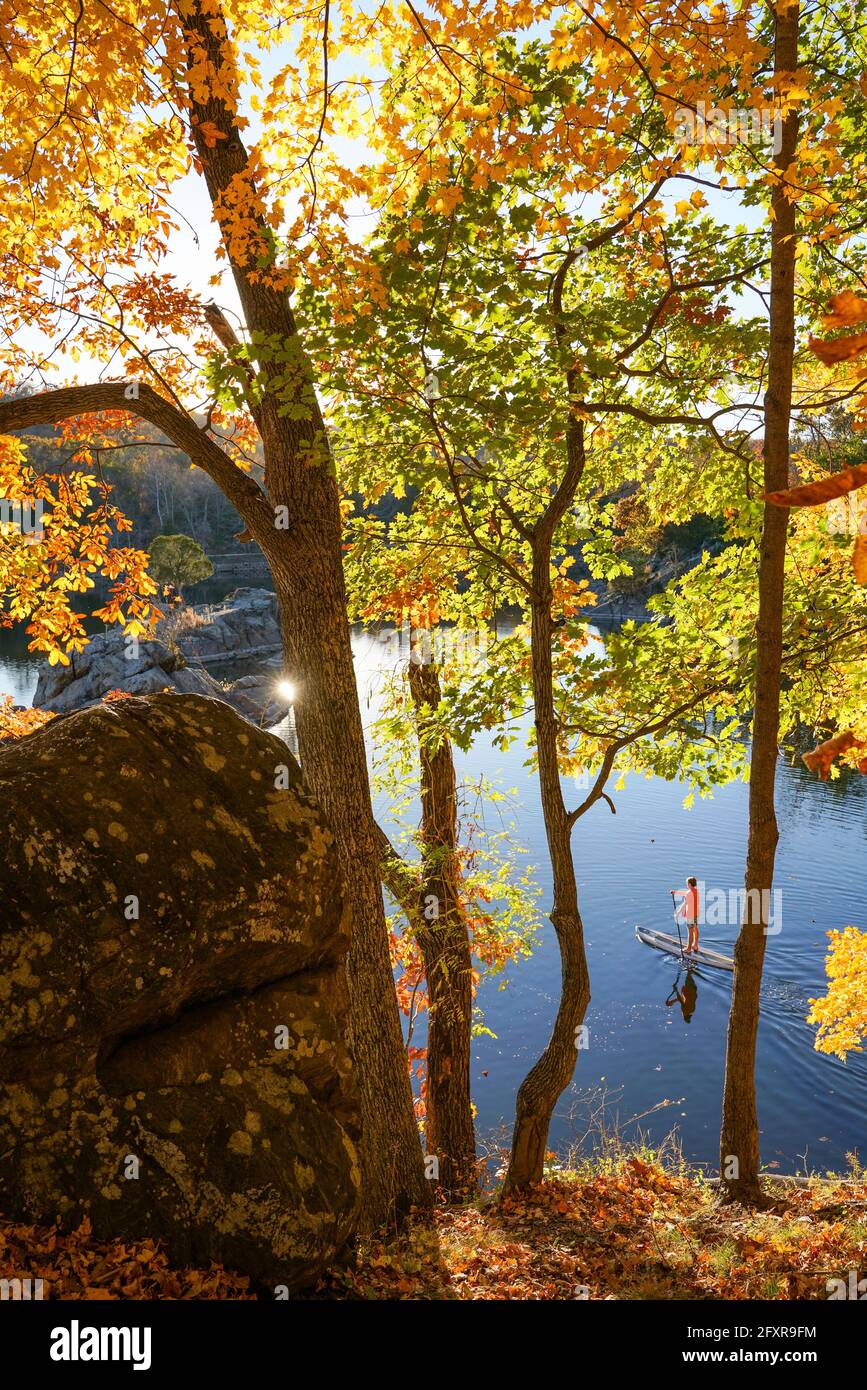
[666,970,698,1023]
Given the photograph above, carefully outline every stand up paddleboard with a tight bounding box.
[635,925,734,973]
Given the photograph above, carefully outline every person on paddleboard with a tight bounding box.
[672,876,700,955]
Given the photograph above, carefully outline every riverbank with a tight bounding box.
[4,1155,865,1300]
[318,1158,867,1301]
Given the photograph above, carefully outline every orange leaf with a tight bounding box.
[853,535,867,584]
[763,462,867,508]
[809,331,867,366]
[803,731,864,780]
[821,291,867,329]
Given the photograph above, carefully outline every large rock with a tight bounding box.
[175,588,282,664]
[0,693,360,1291]
[32,590,287,724]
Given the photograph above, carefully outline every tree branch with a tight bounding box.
[0,382,270,529]
[375,821,421,929]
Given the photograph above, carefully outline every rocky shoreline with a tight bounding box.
[33,588,289,726]
[29,579,660,727]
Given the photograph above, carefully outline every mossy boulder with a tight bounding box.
[0,693,360,1292]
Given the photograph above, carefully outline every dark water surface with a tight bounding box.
[354,624,867,1176]
[4,612,866,1175]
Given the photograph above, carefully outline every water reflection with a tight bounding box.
[666,970,698,1024]
[269,707,299,759]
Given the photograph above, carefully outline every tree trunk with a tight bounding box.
[719,0,800,1206]
[179,0,429,1228]
[257,509,430,1226]
[504,545,590,1191]
[407,652,476,1194]
[0,365,431,1232]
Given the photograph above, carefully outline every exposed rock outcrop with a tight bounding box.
[32,589,287,724]
[171,588,281,664]
[0,693,359,1291]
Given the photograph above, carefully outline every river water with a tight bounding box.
[3,610,865,1175]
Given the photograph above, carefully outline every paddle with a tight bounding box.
[670,889,686,960]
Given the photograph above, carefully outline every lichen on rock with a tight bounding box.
[0,692,360,1291]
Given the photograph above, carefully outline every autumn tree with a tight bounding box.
[0,431,157,664]
[313,0,867,1193]
[4,0,866,1218]
[715,0,801,1206]
[375,629,540,1193]
[377,642,478,1194]
[713,0,867,1203]
[0,0,473,1225]
[314,16,790,1187]
[1,0,758,1217]
[807,926,867,1059]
